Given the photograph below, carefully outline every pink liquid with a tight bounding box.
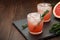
[38,8,52,22]
[37,3,52,22]
[28,20,43,35]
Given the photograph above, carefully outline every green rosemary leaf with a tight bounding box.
[51,3,56,7]
[52,23,60,29]
[33,10,49,30]
[41,10,49,17]
[22,24,28,30]
[56,30,60,35]
[49,23,60,34]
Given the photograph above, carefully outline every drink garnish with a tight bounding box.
[33,10,49,30]
[41,10,49,20]
[22,24,28,30]
[49,23,60,35]
[41,10,49,17]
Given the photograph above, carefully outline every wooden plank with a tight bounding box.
[0,0,16,40]
[8,0,25,40]
[0,4,12,40]
[9,25,25,40]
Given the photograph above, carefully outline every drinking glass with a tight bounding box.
[27,12,43,35]
[37,3,52,22]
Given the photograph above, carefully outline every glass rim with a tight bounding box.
[27,12,40,18]
[37,3,52,7]
[27,12,42,21]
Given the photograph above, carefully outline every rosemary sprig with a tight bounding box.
[22,24,28,30]
[38,10,49,25]
[51,3,56,7]
[33,10,49,30]
[41,10,49,17]
[49,23,60,35]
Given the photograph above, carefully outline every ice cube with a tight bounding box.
[27,12,41,25]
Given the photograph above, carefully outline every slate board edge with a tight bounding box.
[13,22,28,40]
[40,34,57,40]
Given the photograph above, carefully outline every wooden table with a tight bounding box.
[0,0,60,40]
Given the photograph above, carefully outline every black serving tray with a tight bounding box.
[13,15,60,40]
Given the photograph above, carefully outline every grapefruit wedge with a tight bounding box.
[53,2,60,18]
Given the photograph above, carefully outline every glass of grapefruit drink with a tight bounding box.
[27,12,44,35]
[37,3,52,22]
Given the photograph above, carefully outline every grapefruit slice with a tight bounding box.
[53,2,60,18]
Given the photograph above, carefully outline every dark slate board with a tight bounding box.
[13,15,60,40]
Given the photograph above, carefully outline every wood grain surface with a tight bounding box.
[0,0,60,40]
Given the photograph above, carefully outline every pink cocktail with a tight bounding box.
[27,12,43,35]
[37,3,52,22]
